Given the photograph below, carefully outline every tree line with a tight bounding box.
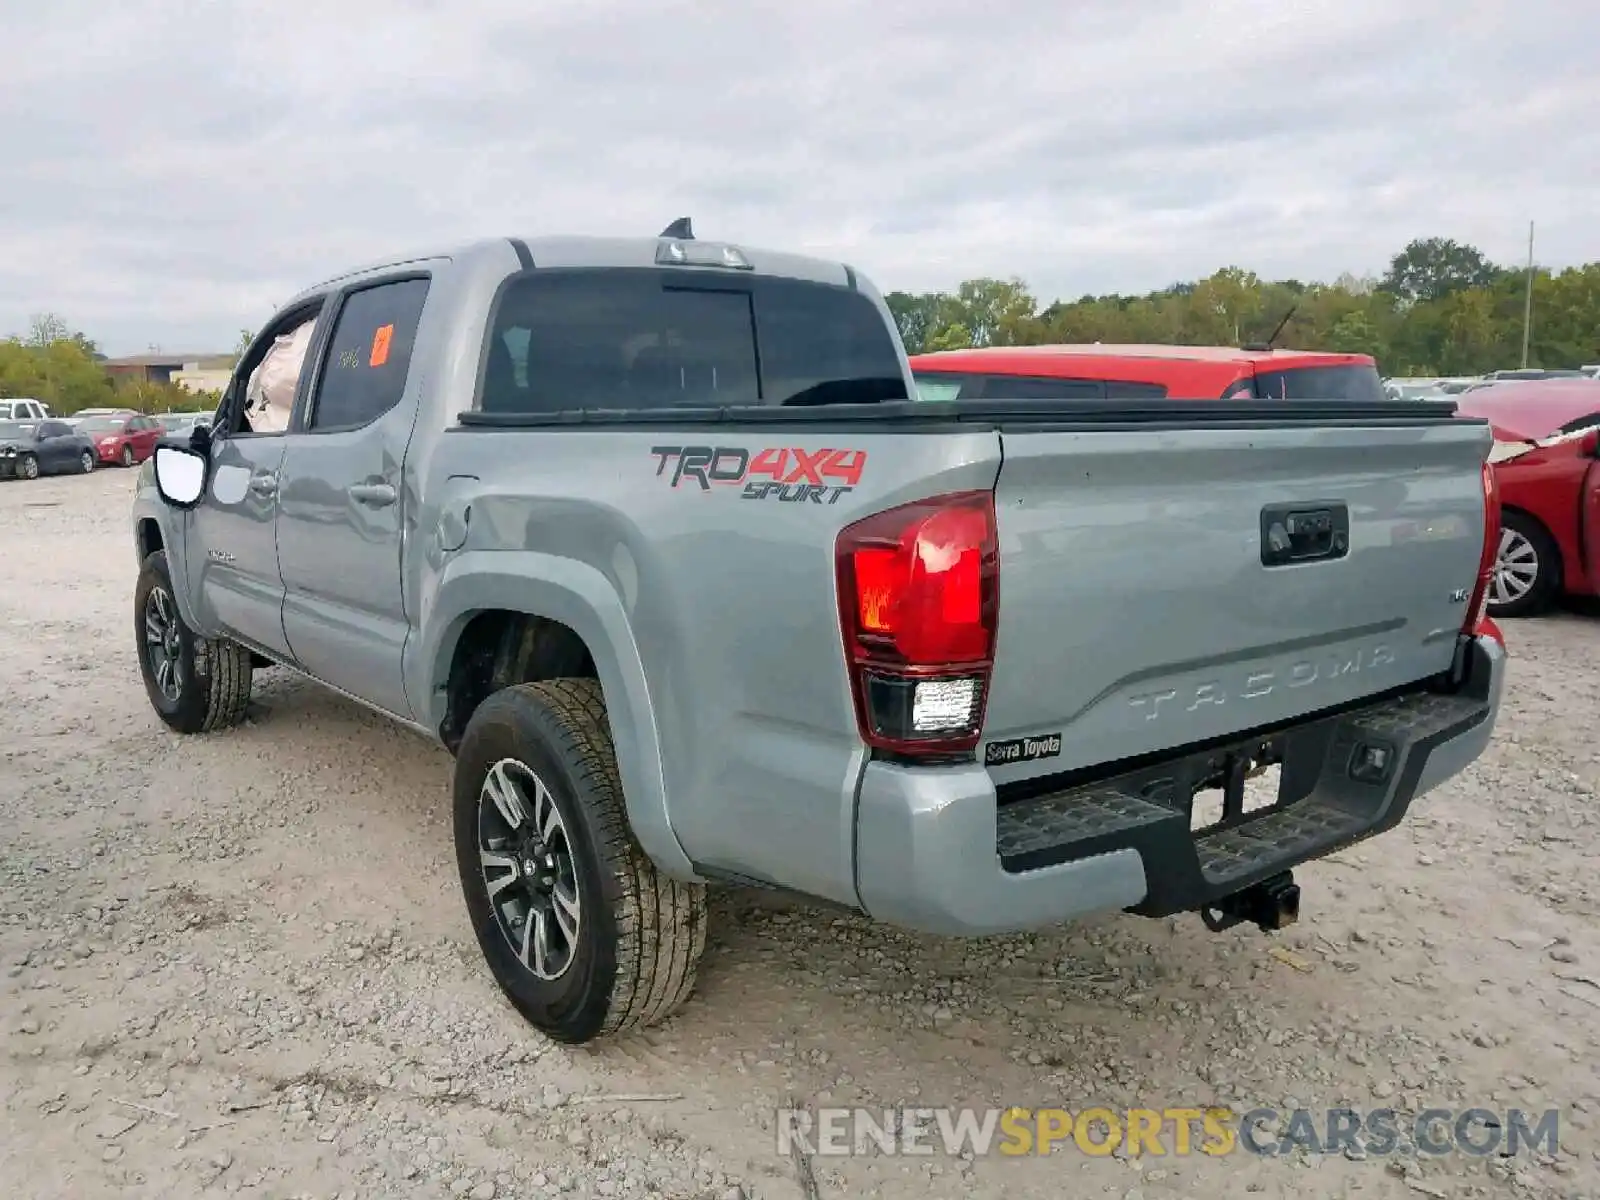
[0,314,217,416]
[4,237,1597,415]
[885,238,1600,376]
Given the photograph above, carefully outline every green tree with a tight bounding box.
[883,292,942,355]
[0,315,118,414]
[949,278,1037,347]
[1381,238,1501,303]
[925,322,974,352]
[1327,310,1380,355]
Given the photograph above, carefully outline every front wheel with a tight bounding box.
[120,445,135,467]
[453,679,708,1044]
[18,453,38,480]
[1486,510,1561,619]
[135,550,254,733]
[79,450,95,473]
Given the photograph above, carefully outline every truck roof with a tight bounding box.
[913,344,1374,369]
[296,235,858,304]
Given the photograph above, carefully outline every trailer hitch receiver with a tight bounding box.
[1200,871,1300,933]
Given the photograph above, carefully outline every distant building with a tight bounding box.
[102,353,234,394]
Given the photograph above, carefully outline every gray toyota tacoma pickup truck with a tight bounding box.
[132,225,1507,1044]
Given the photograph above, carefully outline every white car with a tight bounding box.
[0,398,50,426]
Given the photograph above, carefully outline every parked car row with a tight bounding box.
[909,345,1600,622]
[1383,368,1598,400]
[0,408,211,480]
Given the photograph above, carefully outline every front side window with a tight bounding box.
[306,278,431,431]
[480,269,906,414]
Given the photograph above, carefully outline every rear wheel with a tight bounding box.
[79,450,95,473]
[1486,510,1561,619]
[135,550,254,733]
[18,453,38,480]
[453,679,707,1044]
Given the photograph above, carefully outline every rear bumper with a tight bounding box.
[854,633,1504,936]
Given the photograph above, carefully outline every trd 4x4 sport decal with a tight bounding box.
[650,445,867,505]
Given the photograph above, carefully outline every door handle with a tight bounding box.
[349,482,397,507]
[249,473,278,496]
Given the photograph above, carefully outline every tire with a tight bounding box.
[1486,510,1561,619]
[134,550,254,734]
[120,445,135,467]
[79,450,95,474]
[18,453,38,480]
[453,679,708,1044]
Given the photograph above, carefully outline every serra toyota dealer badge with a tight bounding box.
[984,733,1063,767]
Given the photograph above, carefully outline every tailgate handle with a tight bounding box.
[1260,501,1349,567]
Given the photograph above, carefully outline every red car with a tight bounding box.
[909,344,1387,401]
[1455,380,1600,618]
[78,411,165,467]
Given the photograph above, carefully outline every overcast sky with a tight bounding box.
[2,0,1595,355]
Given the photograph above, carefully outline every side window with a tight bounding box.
[912,374,967,403]
[1106,381,1169,399]
[221,305,324,438]
[974,375,1106,400]
[307,278,431,431]
[39,421,68,438]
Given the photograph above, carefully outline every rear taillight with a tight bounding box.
[1462,460,1501,635]
[835,491,999,757]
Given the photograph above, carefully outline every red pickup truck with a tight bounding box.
[910,344,1386,402]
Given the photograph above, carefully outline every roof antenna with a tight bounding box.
[659,217,694,240]
[1244,304,1298,352]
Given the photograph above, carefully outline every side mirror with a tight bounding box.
[1580,428,1599,458]
[153,444,208,508]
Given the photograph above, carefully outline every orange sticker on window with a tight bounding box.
[369,323,394,367]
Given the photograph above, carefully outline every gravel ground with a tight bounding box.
[3,468,1598,1200]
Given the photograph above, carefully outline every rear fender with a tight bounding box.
[417,550,694,879]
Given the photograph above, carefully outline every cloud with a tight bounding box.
[1,0,1595,353]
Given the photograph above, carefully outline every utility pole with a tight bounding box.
[1520,221,1535,368]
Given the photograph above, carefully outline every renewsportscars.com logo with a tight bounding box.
[650,445,867,504]
[775,1105,1563,1160]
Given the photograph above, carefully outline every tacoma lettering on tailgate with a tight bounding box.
[650,446,866,504]
[1127,644,1397,721]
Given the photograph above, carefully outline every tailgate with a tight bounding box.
[982,408,1492,781]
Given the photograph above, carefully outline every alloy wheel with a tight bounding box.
[477,759,582,981]
[143,586,184,703]
[1490,527,1539,606]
